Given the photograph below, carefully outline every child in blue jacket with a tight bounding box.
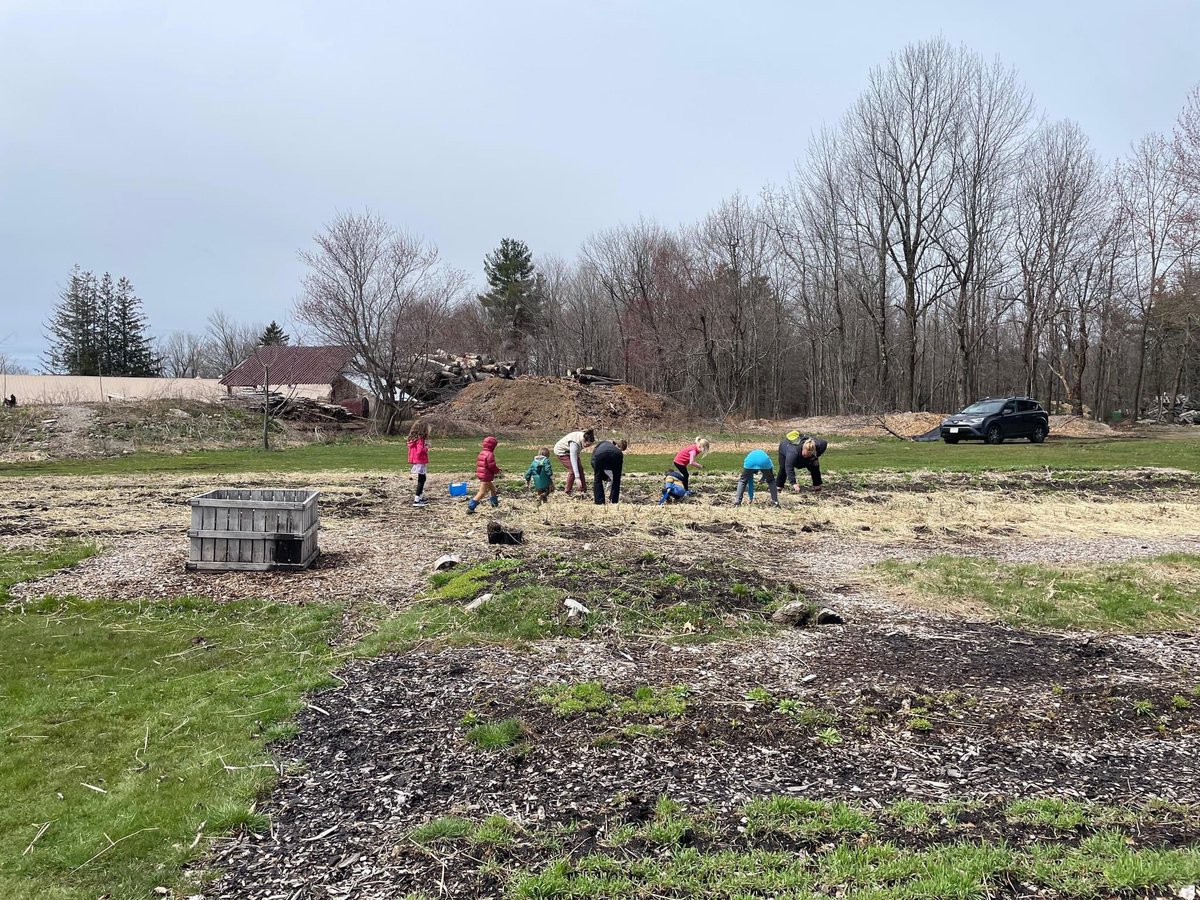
[734,449,779,506]
[524,447,555,504]
[659,469,689,505]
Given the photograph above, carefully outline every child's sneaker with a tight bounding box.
[466,499,477,514]
[488,496,499,508]
[413,496,427,508]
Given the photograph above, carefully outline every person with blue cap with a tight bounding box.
[734,448,779,507]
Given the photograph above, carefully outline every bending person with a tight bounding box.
[659,469,689,505]
[591,438,627,505]
[777,430,828,493]
[671,436,711,491]
[734,449,779,507]
[553,428,595,495]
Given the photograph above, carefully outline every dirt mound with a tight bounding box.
[1049,415,1113,437]
[741,413,946,439]
[439,376,685,433]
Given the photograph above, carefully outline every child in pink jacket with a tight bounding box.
[467,436,502,514]
[407,422,430,508]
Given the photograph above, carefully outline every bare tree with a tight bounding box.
[0,351,30,376]
[1012,121,1101,399]
[294,210,466,433]
[581,220,689,395]
[848,38,964,409]
[935,52,1032,406]
[1118,132,1192,415]
[1174,84,1200,196]
[205,311,263,375]
[156,330,210,378]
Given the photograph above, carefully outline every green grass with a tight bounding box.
[407,816,474,845]
[876,553,1200,631]
[539,681,615,717]
[539,682,689,720]
[361,554,788,654]
[505,839,1200,898]
[465,717,526,750]
[6,434,1200,478]
[618,685,689,718]
[744,796,875,840]
[0,541,96,602]
[776,697,837,727]
[0,585,341,899]
[390,797,1200,897]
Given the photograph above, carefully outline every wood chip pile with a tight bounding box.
[438,376,686,432]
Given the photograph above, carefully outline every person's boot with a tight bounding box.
[467,499,477,514]
[488,495,499,508]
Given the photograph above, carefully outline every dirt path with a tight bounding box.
[48,404,95,455]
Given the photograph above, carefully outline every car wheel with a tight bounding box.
[943,436,959,444]
[1029,425,1047,443]
[984,425,1003,445]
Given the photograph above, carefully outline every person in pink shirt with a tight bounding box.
[672,436,711,492]
[406,421,431,508]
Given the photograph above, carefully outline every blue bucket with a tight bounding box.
[449,482,468,497]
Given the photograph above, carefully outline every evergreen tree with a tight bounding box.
[43,266,158,376]
[259,320,290,345]
[96,273,116,376]
[111,276,158,376]
[44,266,101,375]
[477,238,543,365]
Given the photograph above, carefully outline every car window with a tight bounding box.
[960,400,1004,415]
[1017,400,1037,412]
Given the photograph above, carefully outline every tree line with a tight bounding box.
[42,266,291,380]
[298,38,1199,427]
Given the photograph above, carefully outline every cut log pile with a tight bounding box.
[566,366,622,386]
[403,351,518,406]
[221,389,357,424]
[1140,393,1200,425]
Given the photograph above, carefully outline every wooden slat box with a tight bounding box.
[187,489,320,572]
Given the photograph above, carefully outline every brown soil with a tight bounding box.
[205,629,1200,898]
[438,376,687,433]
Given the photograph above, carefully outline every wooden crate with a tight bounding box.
[186,489,320,572]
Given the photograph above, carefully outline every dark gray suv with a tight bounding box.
[940,397,1050,445]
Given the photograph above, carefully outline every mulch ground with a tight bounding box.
[205,597,1200,898]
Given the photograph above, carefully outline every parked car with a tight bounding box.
[940,397,1050,444]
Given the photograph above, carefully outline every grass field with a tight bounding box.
[877,553,1200,630]
[3,433,1198,478]
[0,547,341,900]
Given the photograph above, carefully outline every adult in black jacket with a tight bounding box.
[777,431,827,492]
[591,439,627,504]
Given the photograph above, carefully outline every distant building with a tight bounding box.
[220,346,362,402]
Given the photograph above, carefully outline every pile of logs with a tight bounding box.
[403,351,517,404]
[1139,393,1200,425]
[397,353,625,405]
[223,390,355,423]
[567,366,623,386]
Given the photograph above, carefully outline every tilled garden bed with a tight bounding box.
[205,613,1200,899]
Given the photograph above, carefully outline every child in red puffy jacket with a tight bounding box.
[407,421,431,508]
[467,436,502,514]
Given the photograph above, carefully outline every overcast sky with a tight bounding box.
[2,0,1197,370]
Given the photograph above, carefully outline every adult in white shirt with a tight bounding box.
[552,428,595,495]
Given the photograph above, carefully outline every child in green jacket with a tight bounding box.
[524,447,555,503]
